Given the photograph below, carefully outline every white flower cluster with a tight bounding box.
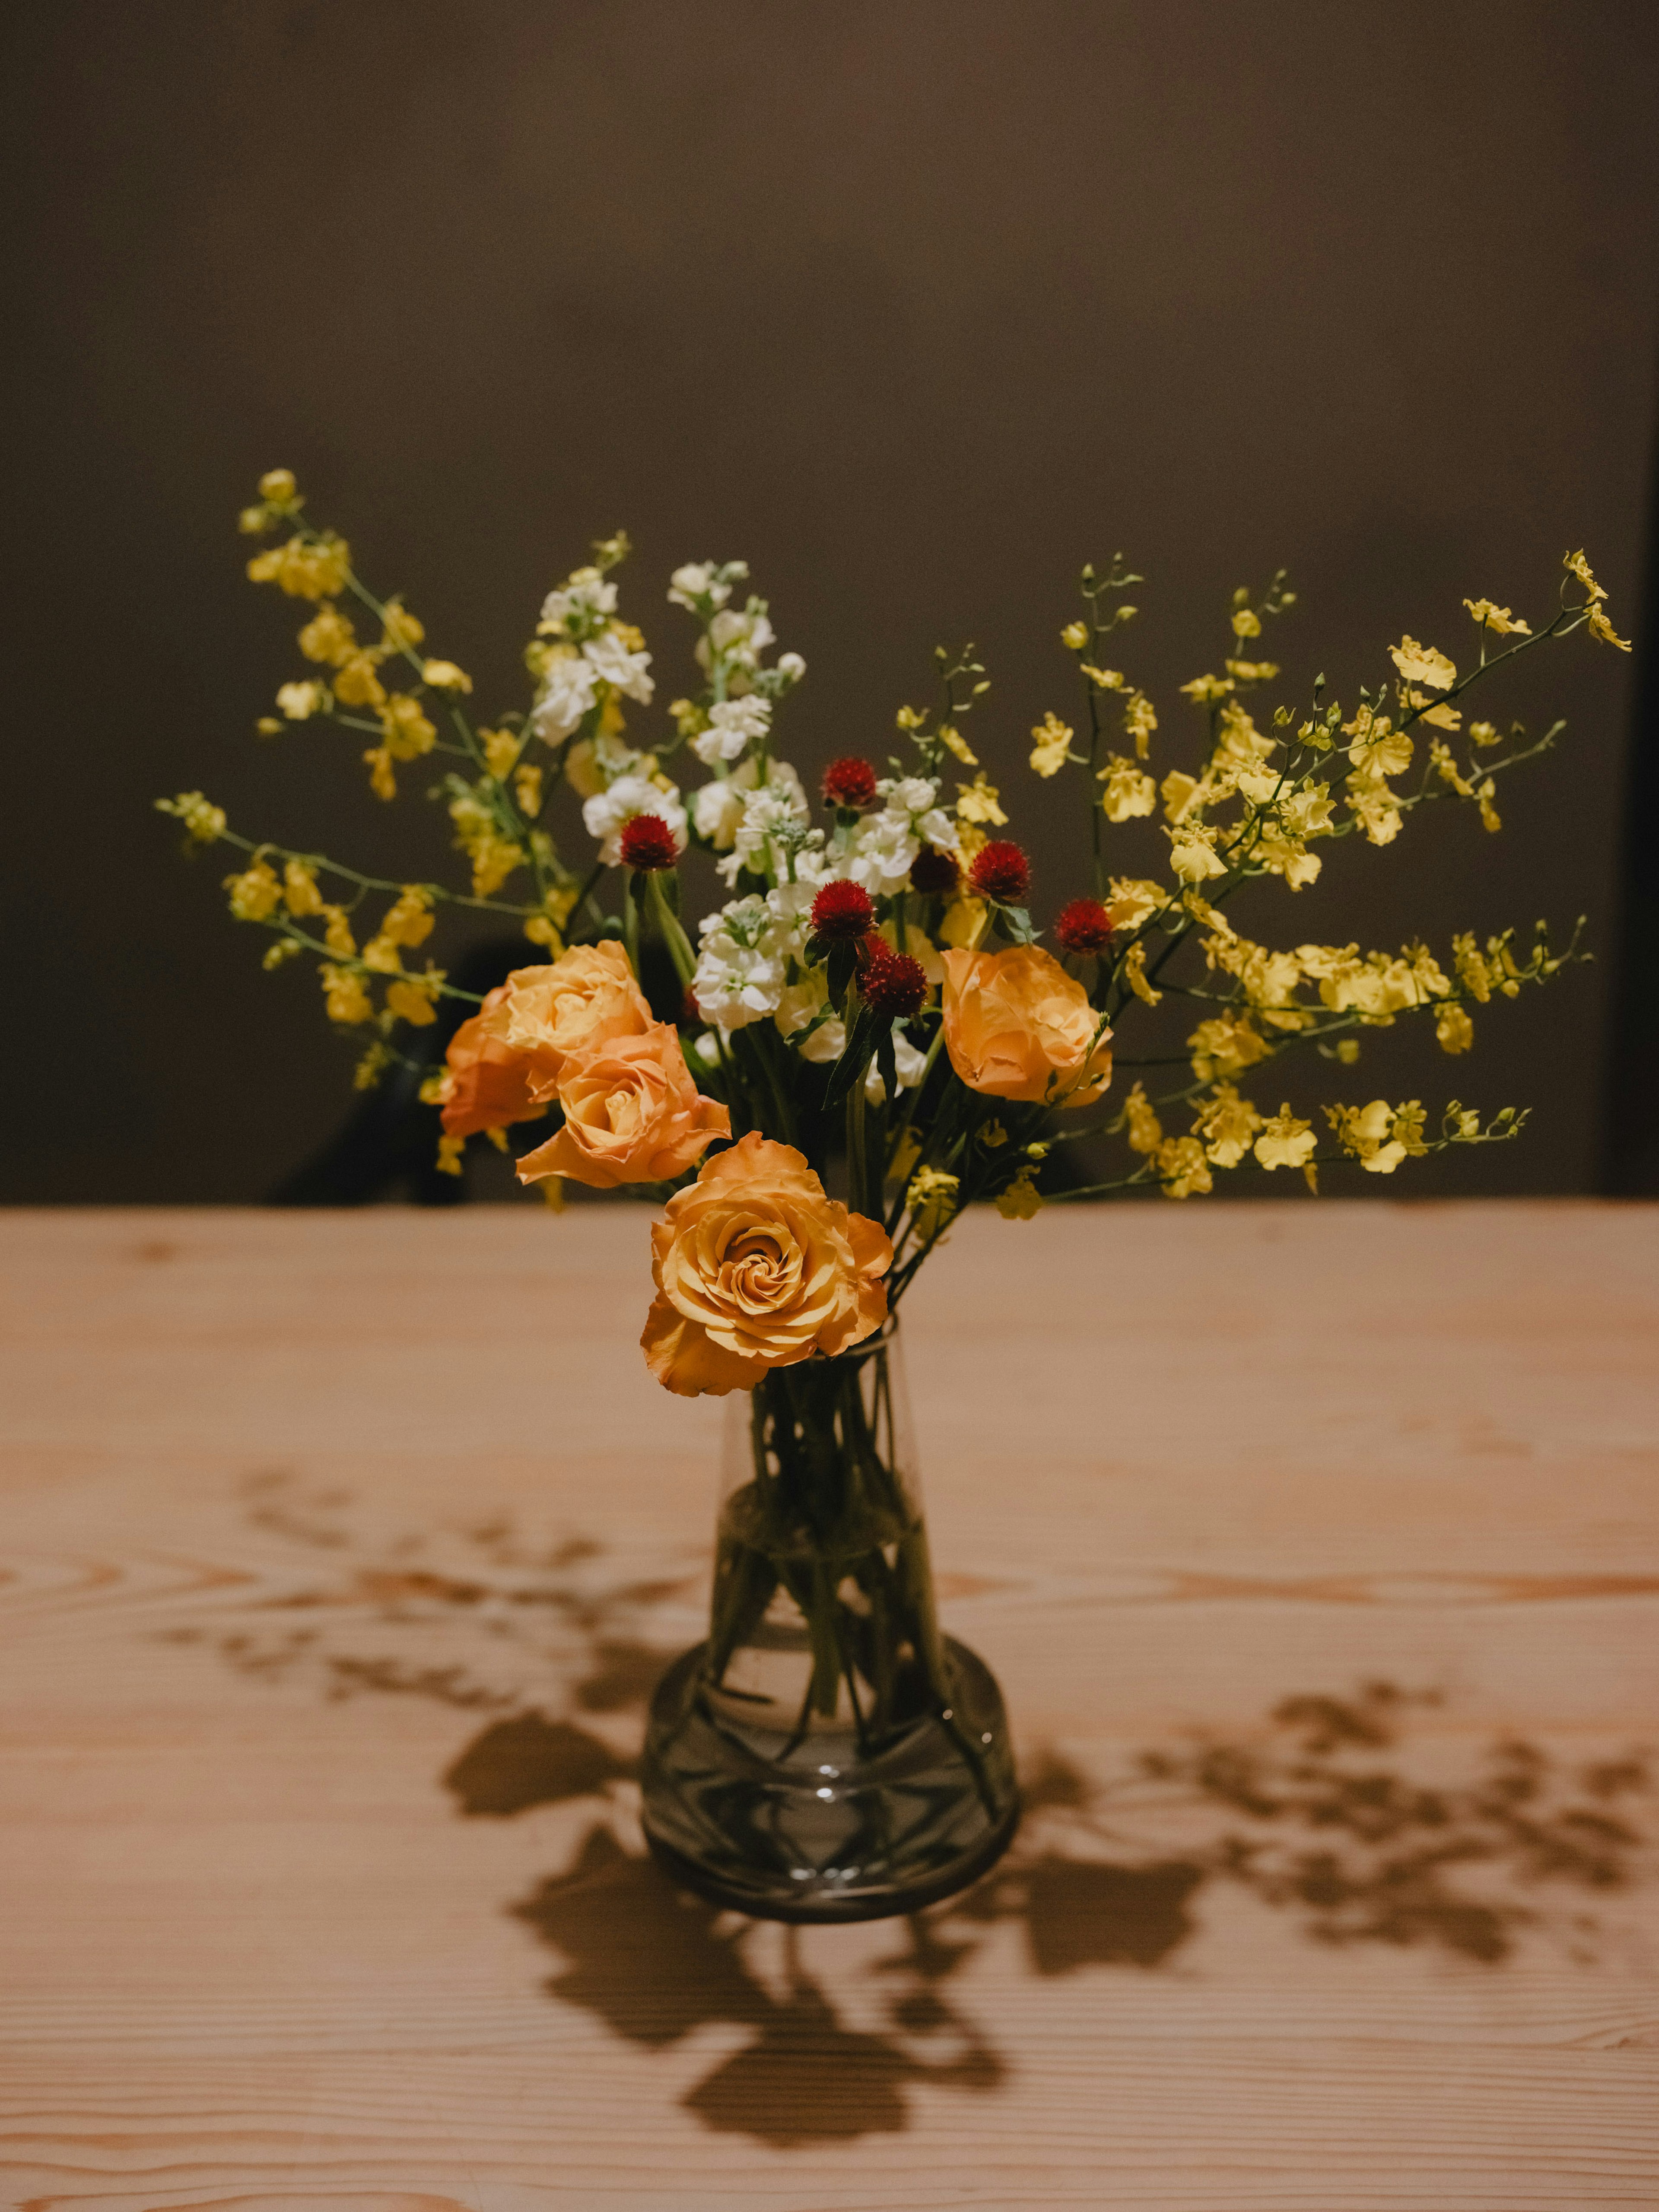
[668,560,746,613]
[691,894,794,1032]
[528,566,655,746]
[581,773,688,867]
[837,775,959,897]
[692,695,771,766]
[715,762,817,884]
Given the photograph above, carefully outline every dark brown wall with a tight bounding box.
[4,1,1656,1202]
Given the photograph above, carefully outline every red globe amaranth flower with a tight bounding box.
[861,947,928,1019]
[968,840,1031,905]
[681,985,703,1028]
[619,813,679,871]
[1053,896,1115,956]
[810,879,877,940]
[822,756,879,810]
[908,843,960,897]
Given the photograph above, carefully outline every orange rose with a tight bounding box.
[485,941,652,1101]
[438,983,547,1139]
[514,1025,730,1190]
[641,1131,892,1397]
[940,943,1113,1108]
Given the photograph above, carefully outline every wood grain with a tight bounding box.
[2,1202,1657,2211]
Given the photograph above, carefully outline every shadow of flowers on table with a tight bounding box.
[165,1474,1654,2149]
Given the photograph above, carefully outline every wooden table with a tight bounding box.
[3,1203,1657,2210]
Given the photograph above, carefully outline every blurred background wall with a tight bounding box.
[3,0,1656,1204]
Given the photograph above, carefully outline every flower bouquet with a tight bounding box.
[160,469,1625,1917]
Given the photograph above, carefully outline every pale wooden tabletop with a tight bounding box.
[3,1201,1657,2212]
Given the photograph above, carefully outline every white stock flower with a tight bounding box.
[530,651,600,741]
[691,758,760,849]
[717,762,812,884]
[775,651,806,685]
[775,970,845,1063]
[539,567,617,634]
[692,895,789,1030]
[865,1024,928,1103]
[691,695,770,766]
[581,772,688,866]
[582,628,655,704]
[668,563,732,612]
[564,731,651,800]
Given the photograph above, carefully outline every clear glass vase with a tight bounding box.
[640,1322,1019,1921]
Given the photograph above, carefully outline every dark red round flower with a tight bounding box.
[810,879,877,940]
[968,840,1031,905]
[908,843,960,897]
[618,813,679,871]
[822,756,879,810]
[680,984,703,1028]
[860,946,928,1019]
[1053,896,1115,956]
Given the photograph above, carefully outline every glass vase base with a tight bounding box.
[640,1636,1020,1924]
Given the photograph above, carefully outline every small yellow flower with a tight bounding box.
[515,763,544,816]
[1187,1008,1270,1083]
[1389,636,1456,690]
[1253,1106,1317,1172]
[1029,711,1073,777]
[422,658,473,693]
[1564,548,1606,601]
[1120,941,1163,1006]
[321,907,356,957]
[380,600,426,653]
[1100,754,1156,823]
[994,1163,1043,1219]
[1168,823,1228,883]
[955,774,1007,826]
[353,1042,392,1091]
[376,886,436,949]
[436,1133,465,1176]
[261,938,301,970]
[320,963,374,1024]
[282,859,324,915]
[1463,598,1531,636]
[1155,1134,1212,1198]
[333,652,388,709]
[1587,603,1632,652]
[1060,619,1090,650]
[1122,691,1157,759]
[362,747,397,801]
[258,468,298,504]
[246,531,351,600]
[157,790,227,845]
[906,1164,961,1243]
[1436,1002,1474,1054]
[384,968,445,1027]
[479,727,521,778]
[1081,664,1125,690]
[1224,658,1279,684]
[1106,877,1169,932]
[895,705,926,731]
[276,679,327,720]
[938,722,979,765]
[223,855,283,921]
[255,716,283,736]
[1180,673,1234,703]
[1407,689,1462,732]
[1476,778,1501,833]
[939,894,988,950]
[378,694,437,761]
[1122,1081,1163,1155]
[1230,607,1262,640]
[1192,1083,1263,1168]
[297,604,356,666]
[1467,720,1502,747]
[1429,740,1474,797]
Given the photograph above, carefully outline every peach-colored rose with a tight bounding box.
[514,1025,730,1191]
[484,941,652,1101]
[640,1131,892,1397]
[438,983,547,1139]
[940,943,1113,1108]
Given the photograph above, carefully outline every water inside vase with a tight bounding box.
[640,1327,1019,1921]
